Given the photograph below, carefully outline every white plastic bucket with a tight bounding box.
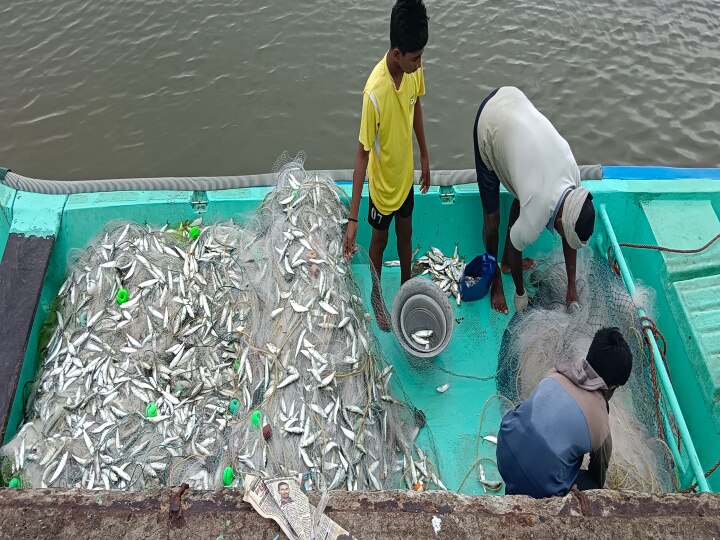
[391,277,454,359]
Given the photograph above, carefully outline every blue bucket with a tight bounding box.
[459,253,496,301]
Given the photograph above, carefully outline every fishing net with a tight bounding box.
[0,153,441,493]
[496,250,677,492]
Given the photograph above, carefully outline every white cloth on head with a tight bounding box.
[476,86,580,252]
[561,187,591,250]
[555,358,608,392]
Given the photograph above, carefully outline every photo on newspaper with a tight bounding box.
[243,474,297,539]
[244,474,355,540]
[268,477,313,538]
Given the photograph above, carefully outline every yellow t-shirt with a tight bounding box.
[359,55,425,215]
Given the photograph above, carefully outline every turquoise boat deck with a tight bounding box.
[351,173,720,494]
[355,264,509,493]
[0,166,719,494]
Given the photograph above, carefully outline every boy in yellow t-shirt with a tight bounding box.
[343,0,430,331]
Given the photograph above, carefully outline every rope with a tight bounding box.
[638,314,720,493]
[636,314,685,491]
[640,317,671,382]
[433,365,498,382]
[643,330,679,491]
[607,247,620,276]
[618,233,720,254]
[606,236,720,492]
[456,394,515,493]
[682,458,720,493]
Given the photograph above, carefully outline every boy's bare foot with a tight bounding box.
[490,275,508,314]
[371,288,391,332]
[500,257,536,274]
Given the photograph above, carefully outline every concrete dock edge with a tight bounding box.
[0,488,718,539]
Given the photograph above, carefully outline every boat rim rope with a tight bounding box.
[607,235,720,492]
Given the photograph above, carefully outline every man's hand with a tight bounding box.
[343,220,358,261]
[419,154,430,194]
[566,285,579,308]
[345,143,368,262]
[513,290,529,312]
[561,237,579,312]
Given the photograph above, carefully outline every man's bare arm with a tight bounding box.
[343,143,369,260]
[562,235,579,307]
[413,98,430,194]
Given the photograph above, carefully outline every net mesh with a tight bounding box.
[496,249,678,492]
[0,153,441,492]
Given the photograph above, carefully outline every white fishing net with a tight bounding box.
[0,153,441,492]
[496,250,677,492]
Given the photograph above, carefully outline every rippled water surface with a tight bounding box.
[1,0,718,179]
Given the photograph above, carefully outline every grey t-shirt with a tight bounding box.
[476,86,581,251]
[497,370,611,498]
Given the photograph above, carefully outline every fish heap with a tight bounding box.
[411,245,464,305]
[409,329,434,350]
[0,160,445,493]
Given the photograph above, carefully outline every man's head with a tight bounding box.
[278,482,290,499]
[389,0,428,74]
[586,327,633,392]
[557,189,595,249]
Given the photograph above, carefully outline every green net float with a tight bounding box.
[145,402,158,418]
[251,410,262,428]
[228,398,240,415]
[8,477,21,488]
[116,288,129,305]
[234,360,240,372]
[188,226,199,239]
[222,466,234,487]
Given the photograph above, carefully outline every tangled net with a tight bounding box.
[0,153,442,492]
[496,250,676,492]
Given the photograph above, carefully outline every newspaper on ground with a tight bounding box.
[243,474,354,540]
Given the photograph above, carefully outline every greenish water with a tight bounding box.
[1,0,719,180]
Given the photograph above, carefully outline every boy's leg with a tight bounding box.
[369,228,391,331]
[394,188,415,285]
[368,197,393,332]
[395,215,412,284]
[500,198,535,274]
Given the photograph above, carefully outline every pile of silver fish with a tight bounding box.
[0,161,445,493]
[412,245,464,305]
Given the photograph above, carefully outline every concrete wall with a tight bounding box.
[0,488,718,539]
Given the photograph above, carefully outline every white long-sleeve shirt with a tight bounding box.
[476,87,580,251]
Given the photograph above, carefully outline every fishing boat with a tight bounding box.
[0,163,718,497]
